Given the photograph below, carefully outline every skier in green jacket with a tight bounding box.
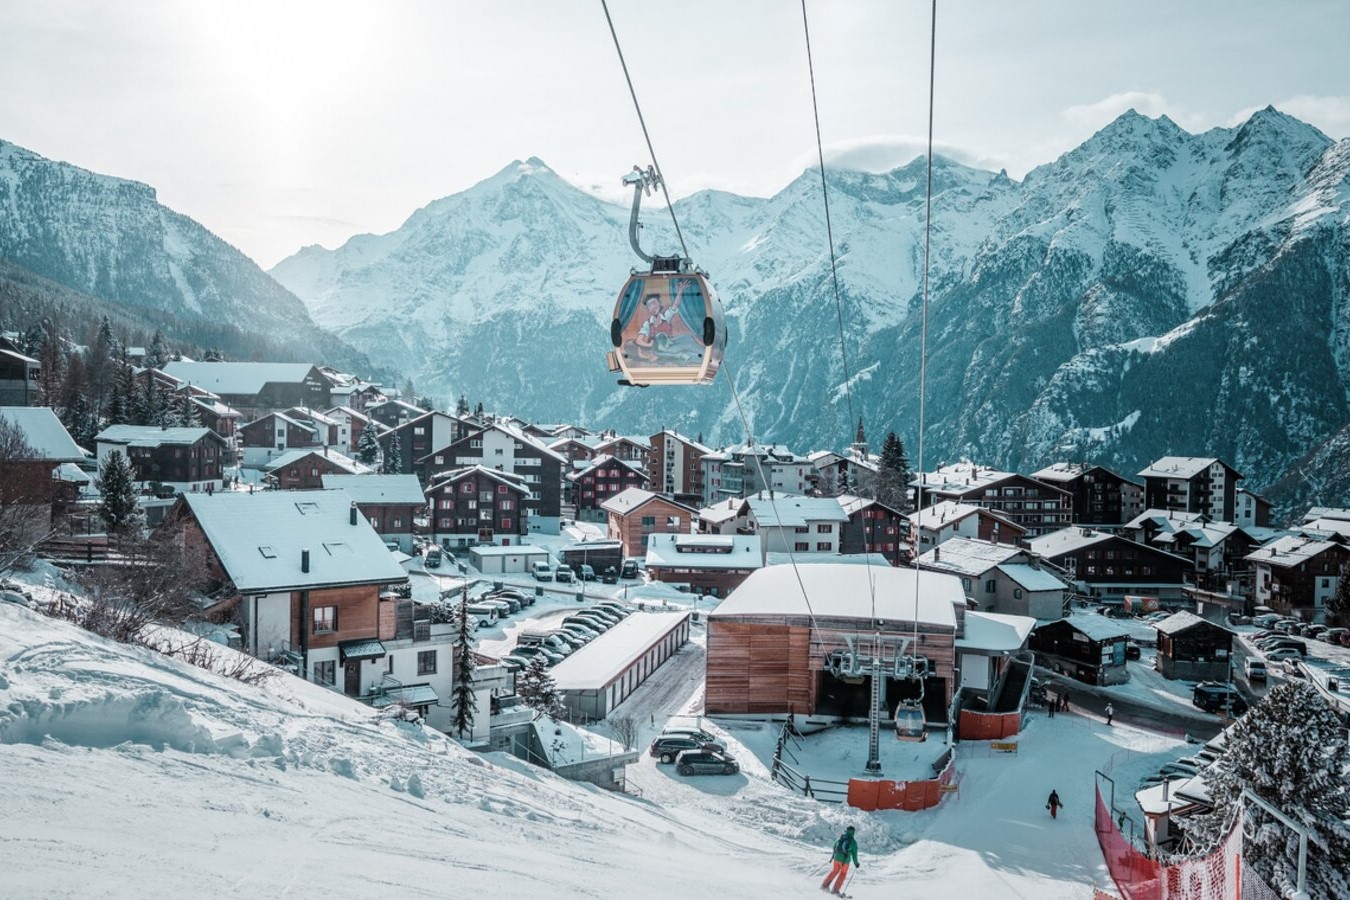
[820,825,859,894]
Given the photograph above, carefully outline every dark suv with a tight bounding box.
[676,749,740,776]
[1192,683,1248,716]
[649,735,726,764]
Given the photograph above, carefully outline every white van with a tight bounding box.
[464,603,500,628]
[532,562,553,581]
[1244,658,1267,682]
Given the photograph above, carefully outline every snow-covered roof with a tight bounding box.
[1246,534,1343,568]
[263,448,370,475]
[995,564,1068,592]
[161,361,320,396]
[325,405,372,424]
[182,489,407,592]
[1152,523,1236,550]
[550,611,692,691]
[567,453,649,482]
[0,346,38,364]
[645,533,762,570]
[1031,462,1141,487]
[1054,613,1131,642]
[711,564,961,628]
[1304,506,1350,523]
[654,429,711,454]
[600,487,694,517]
[1301,518,1350,538]
[837,494,903,517]
[697,498,745,524]
[470,545,548,559]
[1154,610,1232,636]
[909,501,984,529]
[321,474,426,506]
[1123,508,1207,532]
[914,461,1015,493]
[0,406,87,461]
[427,465,528,493]
[96,425,220,448]
[249,411,316,434]
[597,434,652,452]
[1135,777,1207,816]
[917,537,1024,576]
[1028,527,1117,558]
[744,493,849,527]
[956,611,1036,652]
[285,406,339,427]
[486,421,567,463]
[763,551,892,568]
[1137,456,1239,480]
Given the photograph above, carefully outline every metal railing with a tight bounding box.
[769,720,848,803]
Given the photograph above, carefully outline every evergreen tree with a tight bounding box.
[451,599,477,739]
[382,428,403,474]
[146,330,168,369]
[356,424,381,466]
[177,391,202,428]
[1328,563,1350,627]
[97,451,141,536]
[456,394,470,417]
[516,655,564,719]
[1186,681,1350,897]
[875,431,913,511]
[106,356,135,425]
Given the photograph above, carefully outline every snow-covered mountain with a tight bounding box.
[0,139,367,368]
[280,107,1348,501]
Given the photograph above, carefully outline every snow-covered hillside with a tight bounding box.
[270,108,1350,502]
[0,578,1196,898]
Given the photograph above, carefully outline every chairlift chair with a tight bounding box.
[606,166,727,386]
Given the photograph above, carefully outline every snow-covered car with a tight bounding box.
[510,644,565,666]
[596,602,633,617]
[562,615,607,634]
[558,622,599,643]
[676,750,739,776]
[662,726,718,744]
[1157,761,1200,778]
[532,562,553,582]
[554,565,575,583]
[1265,647,1303,664]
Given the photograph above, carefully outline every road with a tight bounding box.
[1036,671,1225,741]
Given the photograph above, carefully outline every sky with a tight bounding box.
[2,0,1348,268]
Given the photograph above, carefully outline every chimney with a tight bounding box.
[301,548,310,573]
[350,501,358,526]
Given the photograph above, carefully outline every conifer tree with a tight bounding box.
[1328,563,1350,627]
[516,655,563,719]
[146,330,168,369]
[382,428,403,474]
[875,431,913,511]
[451,599,477,740]
[456,394,470,417]
[356,424,381,466]
[97,451,141,536]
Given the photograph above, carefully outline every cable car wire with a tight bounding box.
[599,0,691,262]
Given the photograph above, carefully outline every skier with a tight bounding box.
[821,825,860,894]
[1047,789,1063,819]
[1105,702,1115,726]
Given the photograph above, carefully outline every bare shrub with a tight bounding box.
[610,714,639,751]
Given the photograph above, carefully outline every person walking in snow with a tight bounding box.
[821,825,860,894]
[1105,702,1115,726]
[1047,789,1063,819]
[1060,691,1071,713]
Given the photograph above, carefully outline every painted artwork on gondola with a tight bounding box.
[614,276,708,367]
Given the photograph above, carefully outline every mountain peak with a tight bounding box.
[1090,108,1186,146]
[1234,105,1330,145]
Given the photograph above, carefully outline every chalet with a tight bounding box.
[742,493,849,554]
[1234,488,1273,528]
[321,473,426,552]
[701,442,814,505]
[696,497,747,536]
[1031,462,1143,526]
[918,537,1068,620]
[807,450,878,499]
[1028,527,1195,606]
[1138,456,1243,524]
[649,429,711,502]
[263,448,371,491]
[644,533,763,598]
[915,462,1071,536]
[165,490,478,735]
[365,398,427,430]
[705,565,966,727]
[1132,515,1241,593]
[837,494,908,565]
[548,435,604,469]
[1154,612,1234,681]
[601,488,696,559]
[1246,535,1350,622]
[1029,615,1131,685]
[595,433,652,471]
[238,411,322,468]
[390,410,471,478]
[907,500,1026,552]
[324,405,379,454]
[567,454,649,522]
[0,406,87,539]
[418,422,565,532]
[161,361,331,416]
[281,407,342,447]
[95,425,227,494]
[425,465,529,547]
[0,345,40,406]
[189,396,242,450]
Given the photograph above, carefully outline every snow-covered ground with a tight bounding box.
[2,568,1189,898]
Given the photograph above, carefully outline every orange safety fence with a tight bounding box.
[958,709,1021,740]
[846,754,956,811]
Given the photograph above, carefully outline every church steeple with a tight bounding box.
[850,417,868,458]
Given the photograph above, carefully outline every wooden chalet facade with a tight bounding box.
[1028,527,1195,605]
[644,533,763,598]
[425,465,529,547]
[0,345,40,406]
[1246,534,1350,622]
[238,411,321,468]
[387,411,471,478]
[1029,615,1131,686]
[322,473,426,552]
[601,488,697,559]
[706,565,964,726]
[567,454,649,522]
[908,500,1026,554]
[160,361,332,417]
[95,425,227,493]
[263,448,369,491]
[916,462,1071,537]
[838,494,908,565]
[1154,612,1234,681]
[416,421,564,532]
[1031,463,1143,526]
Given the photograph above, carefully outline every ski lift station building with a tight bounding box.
[706,564,978,725]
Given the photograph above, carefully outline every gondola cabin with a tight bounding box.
[607,266,726,386]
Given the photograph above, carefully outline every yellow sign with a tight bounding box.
[939,783,960,793]
[991,741,1019,753]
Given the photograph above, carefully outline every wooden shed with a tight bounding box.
[1154,611,1233,681]
[705,564,964,727]
[1029,614,1131,685]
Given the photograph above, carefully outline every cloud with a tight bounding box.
[789,135,1007,176]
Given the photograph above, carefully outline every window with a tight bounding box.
[494,448,504,456]
[1013,588,1023,599]
[501,500,513,510]
[313,606,338,634]
[392,516,402,528]
[439,499,453,510]
[314,660,336,685]
[817,541,831,551]
[461,482,474,493]
[794,526,809,534]
[985,579,996,593]
[417,650,437,675]
[795,542,809,551]
[501,518,512,530]
[666,516,680,529]
[369,516,380,528]
[816,524,832,533]
[498,484,508,493]
[641,516,656,527]
[310,467,319,477]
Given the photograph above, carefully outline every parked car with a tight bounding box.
[518,631,574,657]
[1157,761,1200,778]
[510,644,565,666]
[576,608,620,625]
[555,565,575,584]
[579,564,596,581]
[424,547,443,568]
[662,726,719,744]
[1100,606,1135,620]
[1252,613,1281,629]
[572,614,614,632]
[1125,641,1142,660]
[1192,683,1248,716]
[602,566,619,584]
[1244,658,1268,682]
[649,735,726,764]
[1283,659,1305,678]
[464,603,501,628]
[1265,647,1304,663]
[1323,627,1349,645]
[499,655,531,672]
[676,749,740,776]
[562,615,606,634]
[620,559,640,579]
[532,562,553,582]
[596,601,633,617]
[1306,625,1329,640]
[479,599,514,618]
[559,621,601,641]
